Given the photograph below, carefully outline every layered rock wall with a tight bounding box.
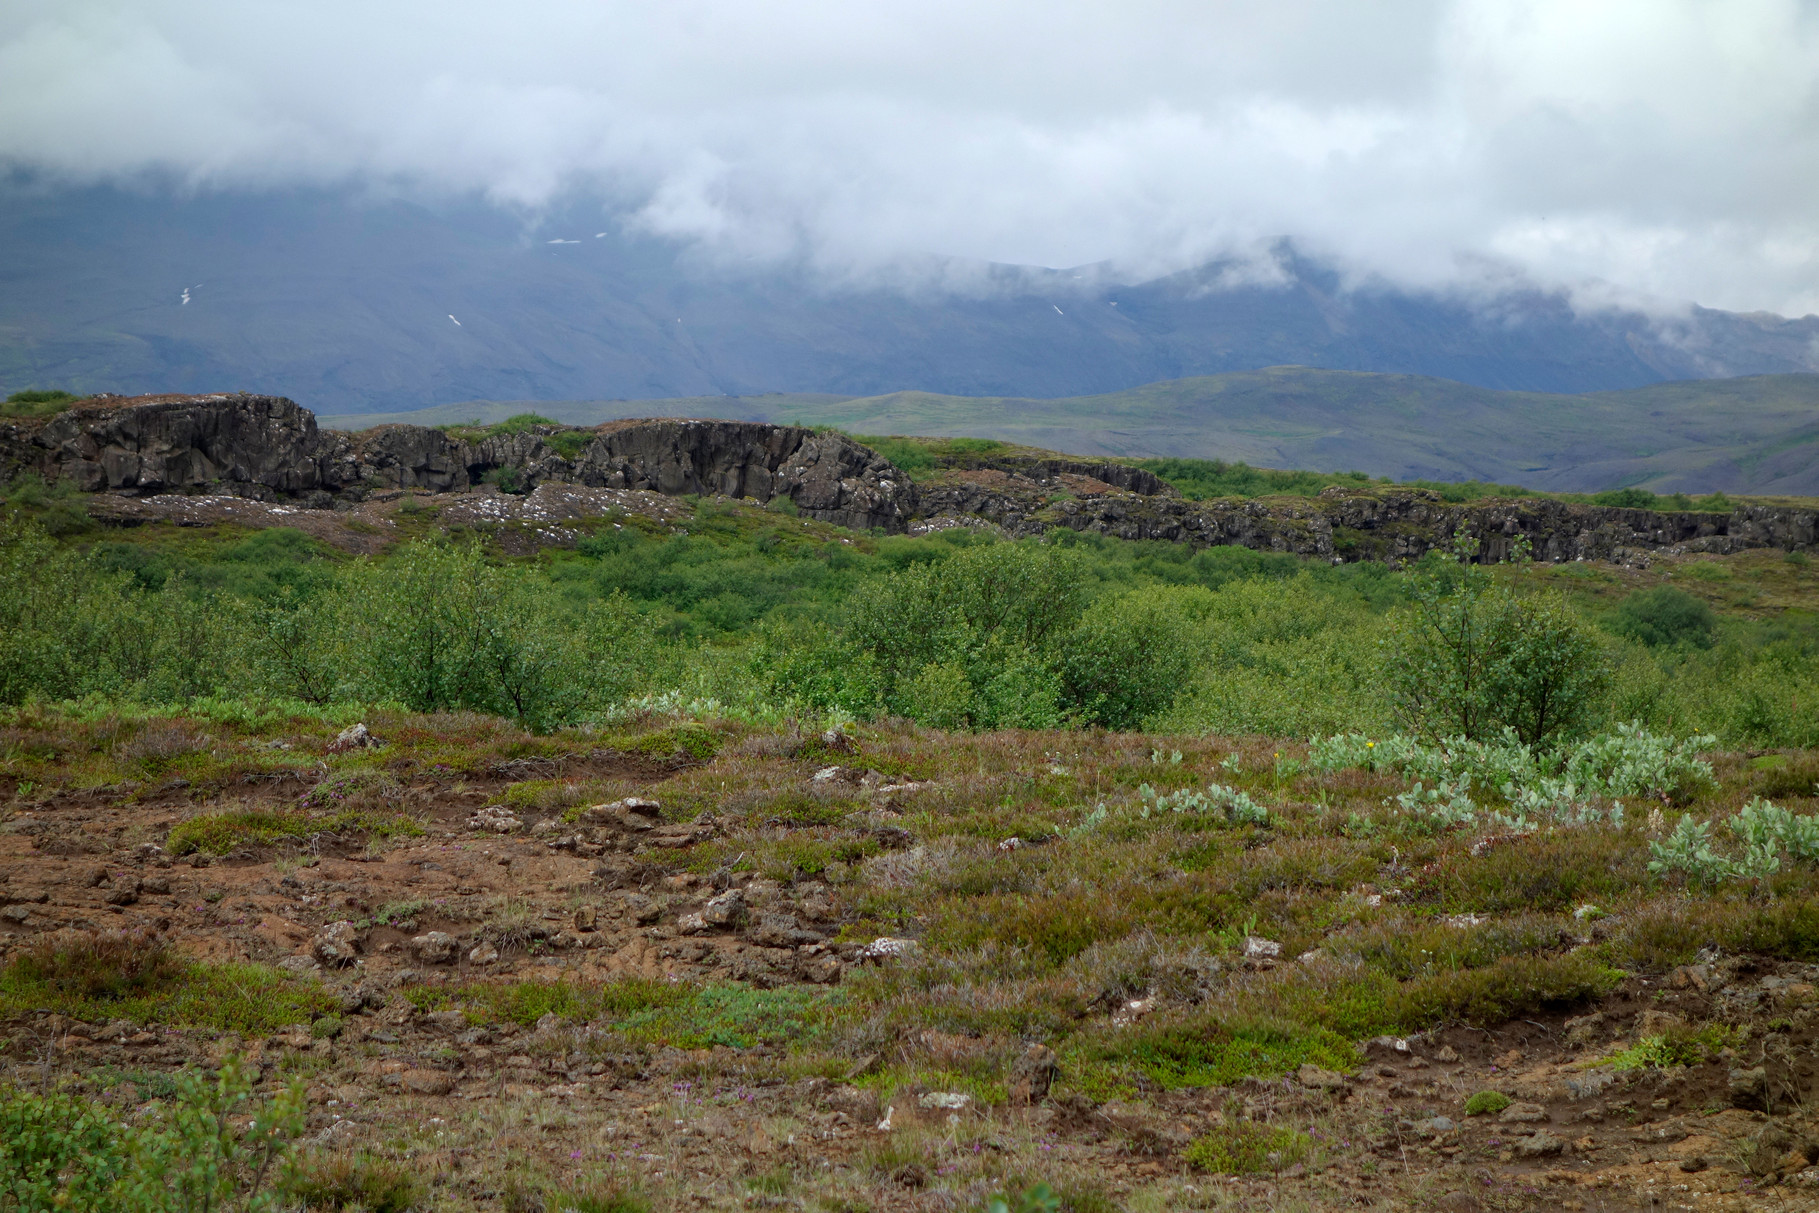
[3,392,1814,563]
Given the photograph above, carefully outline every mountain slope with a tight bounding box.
[321,367,1819,495]
[6,186,1819,411]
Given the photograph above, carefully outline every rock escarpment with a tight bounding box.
[1,393,912,531]
[3,391,1815,563]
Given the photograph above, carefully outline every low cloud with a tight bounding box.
[3,0,1817,313]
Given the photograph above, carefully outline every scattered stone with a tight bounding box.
[812,766,844,782]
[83,866,109,888]
[140,874,171,895]
[1434,1045,1460,1063]
[410,931,459,965]
[329,723,381,752]
[1111,997,1155,1028]
[311,921,362,968]
[677,912,709,935]
[624,895,662,925]
[1498,1102,1548,1124]
[1010,1044,1060,1105]
[467,941,499,966]
[1513,1131,1564,1159]
[1637,1009,1686,1036]
[1243,936,1281,959]
[1426,1116,1458,1133]
[1365,1035,1411,1058]
[0,906,28,924]
[467,805,522,833]
[997,836,1023,852]
[820,728,855,752]
[917,1092,971,1111]
[1,888,47,905]
[574,905,597,932]
[857,937,919,962]
[1296,1063,1347,1092]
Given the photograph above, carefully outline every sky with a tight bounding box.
[3,0,1818,314]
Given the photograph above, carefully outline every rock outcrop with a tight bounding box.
[4,391,1815,564]
[1,394,913,531]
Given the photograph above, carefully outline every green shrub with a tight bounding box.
[1183,1121,1312,1174]
[0,1085,126,1210]
[1609,586,1716,649]
[1,1060,306,1212]
[1384,539,1609,744]
[10,929,183,1001]
[1463,1090,1511,1116]
[1057,586,1203,729]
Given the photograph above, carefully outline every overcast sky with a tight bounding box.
[4,1,1817,314]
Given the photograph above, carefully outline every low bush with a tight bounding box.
[10,928,184,1001]
[1183,1120,1312,1174]
[0,945,338,1033]
[167,809,423,855]
[285,1151,425,1212]
[1609,586,1716,649]
[1463,1090,1511,1116]
[0,1060,305,1212]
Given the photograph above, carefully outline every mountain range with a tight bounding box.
[7,184,1819,415]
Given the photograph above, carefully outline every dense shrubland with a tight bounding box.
[2,487,1818,749]
[3,481,1819,1208]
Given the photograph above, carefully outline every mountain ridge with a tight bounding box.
[6,186,1819,412]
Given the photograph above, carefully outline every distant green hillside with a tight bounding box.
[319,366,1819,496]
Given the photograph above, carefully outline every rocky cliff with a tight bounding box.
[1,393,912,531]
[3,392,1814,563]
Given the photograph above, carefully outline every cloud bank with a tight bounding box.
[3,0,1818,312]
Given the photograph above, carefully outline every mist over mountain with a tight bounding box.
[5,186,1819,415]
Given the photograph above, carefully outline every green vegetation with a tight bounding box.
[1463,1090,1511,1116]
[1183,1121,1312,1174]
[0,932,339,1032]
[165,808,424,855]
[0,1061,305,1212]
[1,388,83,419]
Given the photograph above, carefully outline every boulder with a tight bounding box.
[1009,1044,1060,1105]
[1513,1131,1564,1159]
[310,921,362,968]
[329,723,381,752]
[410,931,459,965]
[701,888,745,926]
[1498,1102,1548,1124]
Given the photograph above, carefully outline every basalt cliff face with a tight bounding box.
[1,393,911,532]
[3,392,1815,563]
